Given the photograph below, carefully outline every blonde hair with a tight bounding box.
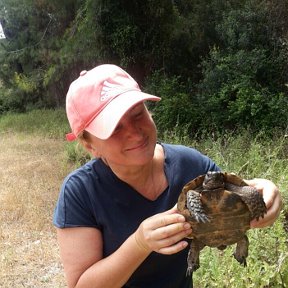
[77,130,91,142]
[76,130,91,151]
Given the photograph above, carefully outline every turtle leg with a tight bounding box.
[225,183,267,220]
[233,234,249,266]
[186,240,204,276]
[217,245,227,250]
[187,190,210,223]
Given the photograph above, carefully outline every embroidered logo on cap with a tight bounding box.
[100,80,124,101]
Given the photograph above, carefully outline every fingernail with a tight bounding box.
[182,241,188,248]
[184,223,191,229]
[178,215,185,222]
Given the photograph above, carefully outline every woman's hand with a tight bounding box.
[134,206,192,255]
[245,178,283,228]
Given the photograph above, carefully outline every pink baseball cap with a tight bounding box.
[65,64,161,141]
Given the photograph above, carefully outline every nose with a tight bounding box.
[123,120,143,139]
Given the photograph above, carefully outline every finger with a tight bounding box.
[157,240,189,255]
[170,203,178,212]
[150,213,186,230]
[251,214,274,228]
[161,227,192,245]
[264,191,281,212]
[152,221,191,241]
[260,181,279,210]
[162,205,180,214]
[153,227,192,254]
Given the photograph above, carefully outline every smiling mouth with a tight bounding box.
[126,137,148,151]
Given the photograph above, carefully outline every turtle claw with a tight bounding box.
[233,253,247,267]
[186,190,209,223]
[232,185,267,221]
[186,258,200,276]
[186,267,193,277]
[186,241,203,276]
[253,209,267,221]
[194,213,210,223]
[186,264,198,277]
[251,203,267,220]
[233,235,249,267]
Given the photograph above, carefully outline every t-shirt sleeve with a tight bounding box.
[53,174,99,229]
[198,149,220,172]
[171,144,221,175]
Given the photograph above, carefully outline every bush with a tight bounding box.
[0,87,26,113]
[195,0,288,133]
[145,71,198,137]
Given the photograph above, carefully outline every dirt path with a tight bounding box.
[0,133,70,287]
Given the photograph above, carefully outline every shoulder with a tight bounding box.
[53,158,104,228]
[161,142,220,179]
[161,143,208,162]
[59,158,108,208]
[63,158,102,188]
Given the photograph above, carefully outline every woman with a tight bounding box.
[53,64,282,288]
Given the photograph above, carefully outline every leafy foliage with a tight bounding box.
[196,48,288,131]
[0,0,288,134]
[194,0,288,133]
[0,0,79,110]
[145,70,196,136]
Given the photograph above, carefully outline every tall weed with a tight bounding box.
[162,127,288,287]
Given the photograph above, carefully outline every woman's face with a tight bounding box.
[87,102,157,167]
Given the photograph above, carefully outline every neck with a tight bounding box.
[106,144,168,200]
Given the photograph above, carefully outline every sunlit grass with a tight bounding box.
[0,133,68,287]
[0,109,69,138]
[161,128,288,287]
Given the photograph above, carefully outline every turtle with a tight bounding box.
[177,171,267,276]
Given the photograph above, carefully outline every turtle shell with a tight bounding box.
[178,172,252,247]
[177,171,267,274]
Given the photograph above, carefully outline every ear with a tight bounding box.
[81,141,100,157]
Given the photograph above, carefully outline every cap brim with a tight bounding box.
[85,90,160,139]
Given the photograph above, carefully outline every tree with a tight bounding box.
[195,0,288,132]
[0,0,80,110]
[0,0,287,135]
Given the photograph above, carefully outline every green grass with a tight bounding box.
[0,109,70,139]
[1,109,287,287]
[0,109,90,166]
[161,129,288,287]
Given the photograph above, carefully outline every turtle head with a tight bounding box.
[203,171,225,190]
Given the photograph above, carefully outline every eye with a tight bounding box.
[134,110,144,119]
[132,106,145,120]
[112,123,123,135]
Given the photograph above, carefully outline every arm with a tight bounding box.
[57,207,192,288]
[245,178,282,228]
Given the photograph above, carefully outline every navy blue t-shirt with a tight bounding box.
[53,143,220,287]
